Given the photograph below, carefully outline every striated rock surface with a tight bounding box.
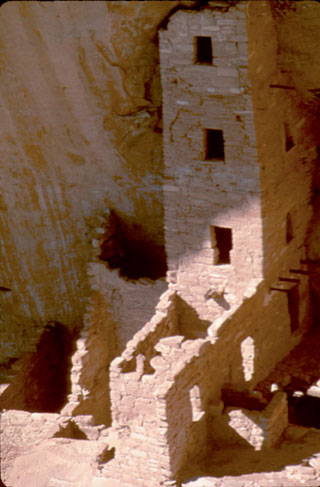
[0,0,197,362]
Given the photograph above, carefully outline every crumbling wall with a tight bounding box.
[88,262,168,350]
[60,289,118,426]
[104,276,310,485]
[226,391,288,450]
[109,289,178,427]
[58,198,169,425]
[103,289,179,486]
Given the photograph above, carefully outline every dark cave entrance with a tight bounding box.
[99,210,167,280]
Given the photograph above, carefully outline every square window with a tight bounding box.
[204,129,225,161]
[194,36,212,65]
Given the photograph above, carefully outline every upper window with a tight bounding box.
[194,36,212,65]
[204,129,225,161]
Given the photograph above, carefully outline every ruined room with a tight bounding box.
[1,1,320,486]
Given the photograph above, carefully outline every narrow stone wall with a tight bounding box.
[61,288,118,426]
[103,289,179,486]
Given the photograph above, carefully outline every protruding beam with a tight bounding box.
[270,281,298,293]
[279,277,300,284]
[290,269,309,275]
[270,84,295,90]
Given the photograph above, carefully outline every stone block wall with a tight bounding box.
[61,260,167,425]
[104,289,179,486]
[88,262,167,350]
[101,4,314,484]
[226,391,288,451]
[105,279,304,484]
[61,288,117,426]
[160,3,264,325]
[159,2,314,336]
[109,289,178,428]
[247,0,316,283]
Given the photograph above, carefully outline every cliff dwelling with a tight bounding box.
[1,1,320,487]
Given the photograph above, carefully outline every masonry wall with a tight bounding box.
[152,280,309,480]
[159,3,264,325]
[61,289,117,426]
[88,263,167,350]
[101,4,314,484]
[104,290,178,486]
[246,0,316,284]
[105,272,310,485]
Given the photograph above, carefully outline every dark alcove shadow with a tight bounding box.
[0,322,77,413]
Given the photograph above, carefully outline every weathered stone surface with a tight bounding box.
[0,410,61,482]
[5,438,108,487]
[0,0,192,362]
[1,1,320,487]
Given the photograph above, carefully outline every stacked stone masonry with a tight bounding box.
[101,2,314,485]
[1,2,318,487]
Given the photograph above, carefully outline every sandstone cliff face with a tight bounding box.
[0,0,197,362]
[0,0,319,363]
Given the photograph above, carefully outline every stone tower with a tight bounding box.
[160,2,264,326]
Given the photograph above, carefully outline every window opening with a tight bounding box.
[286,212,294,244]
[284,123,294,152]
[241,336,255,382]
[189,385,204,422]
[194,36,212,65]
[204,129,225,161]
[288,286,299,332]
[211,226,232,265]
